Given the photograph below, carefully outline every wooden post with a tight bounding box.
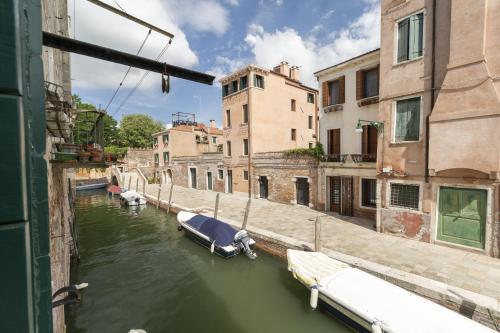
[242,198,251,230]
[135,178,139,191]
[214,193,220,219]
[166,182,174,214]
[128,176,132,191]
[156,185,161,209]
[314,216,322,252]
[142,178,146,194]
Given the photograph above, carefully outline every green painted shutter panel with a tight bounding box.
[395,98,420,141]
[397,18,409,62]
[409,13,424,59]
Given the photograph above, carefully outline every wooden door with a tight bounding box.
[330,177,341,213]
[296,178,310,206]
[438,187,486,249]
[341,177,354,216]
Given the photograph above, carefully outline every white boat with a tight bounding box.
[177,211,257,259]
[76,182,108,191]
[119,190,147,206]
[287,250,495,333]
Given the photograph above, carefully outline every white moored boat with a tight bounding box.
[119,190,147,206]
[287,250,495,333]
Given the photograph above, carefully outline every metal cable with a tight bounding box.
[104,29,152,112]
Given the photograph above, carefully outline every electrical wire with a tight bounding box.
[110,38,172,117]
[104,29,152,112]
[113,0,127,13]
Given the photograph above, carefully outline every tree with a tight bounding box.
[119,114,164,148]
[103,114,121,146]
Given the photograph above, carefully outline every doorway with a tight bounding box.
[259,176,269,199]
[227,170,233,193]
[189,168,197,189]
[329,176,353,216]
[296,177,310,206]
[207,171,213,190]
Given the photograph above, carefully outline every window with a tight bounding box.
[154,153,159,163]
[328,80,340,105]
[243,139,249,156]
[395,97,420,142]
[243,170,249,181]
[327,129,341,155]
[162,134,169,144]
[242,104,248,124]
[397,12,424,63]
[226,109,231,127]
[361,179,377,208]
[227,141,232,156]
[390,183,420,210]
[364,68,378,98]
[222,84,229,97]
[361,125,378,158]
[163,152,169,163]
[153,137,158,146]
[240,75,248,89]
[309,142,313,149]
[291,99,296,111]
[231,80,238,93]
[254,74,264,88]
[195,134,201,143]
[212,136,217,144]
[291,129,296,141]
[308,115,313,129]
[218,169,224,180]
[307,93,314,103]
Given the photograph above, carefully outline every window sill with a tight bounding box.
[360,205,377,210]
[357,96,379,107]
[390,139,421,145]
[387,205,421,213]
[323,104,343,113]
[222,87,249,100]
[392,56,423,68]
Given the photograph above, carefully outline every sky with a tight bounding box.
[69,0,381,127]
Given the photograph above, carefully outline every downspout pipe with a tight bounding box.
[247,83,252,198]
[425,0,437,183]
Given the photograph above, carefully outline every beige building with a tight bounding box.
[378,0,500,257]
[152,120,223,189]
[316,49,380,220]
[220,62,318,200]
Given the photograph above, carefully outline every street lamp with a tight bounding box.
[355,119,384,134]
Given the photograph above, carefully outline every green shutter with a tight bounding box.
[395,98,420,142]
[409,13,423,59]
[398,18,409,62]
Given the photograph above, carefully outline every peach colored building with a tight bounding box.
[220,62,318,198]
[315,49,380,221]
[378,0,500,257]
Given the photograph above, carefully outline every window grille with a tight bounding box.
[390,183,419,210]
[361,179,376,208]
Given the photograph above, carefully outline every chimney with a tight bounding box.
[209,119,216,128]
[273,61,290,76]
[290,66,300,81]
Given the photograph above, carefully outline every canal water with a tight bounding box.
[66,191,352,332]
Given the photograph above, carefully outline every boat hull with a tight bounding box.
[76,183,107,191]
[180,225,239,259]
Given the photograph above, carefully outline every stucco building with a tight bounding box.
[315,49,380,221]
[378,0,500,257]
[220,62,318,204]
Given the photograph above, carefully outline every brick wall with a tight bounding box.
[124,148,154,170]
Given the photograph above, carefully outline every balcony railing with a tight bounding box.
[322,154,348,163]
[351,154,377,163]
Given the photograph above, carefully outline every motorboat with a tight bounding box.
[76,182,107,191]
[119,190,147,206]
[177,211,257,260]
[287,250,495,333]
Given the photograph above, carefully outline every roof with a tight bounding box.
[314,48,380,76]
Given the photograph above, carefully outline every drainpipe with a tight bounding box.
[425,0,437,183]
[247,79,252,198]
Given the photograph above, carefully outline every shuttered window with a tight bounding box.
[390,183,420,210]
[291,129,296,141]
[327,129,341,155]
[361,179,377,208]
[227,141,232,156]
[163,152,169,162]
[308,115,313,129]
[226,109,231,127]
[242,104,248,124]
[397,13,423,63]
[329,80,340,105]
[243,139,249,155]
[240,75,248,89]
[154,154,159,163]
[254,74,264,88]
[395,97,420,142]
[361,125,378,155]
[364,68,378,98]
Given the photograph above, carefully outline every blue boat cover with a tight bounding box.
[186,215,238,247]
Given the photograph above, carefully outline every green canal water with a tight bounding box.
[67,191,352,333]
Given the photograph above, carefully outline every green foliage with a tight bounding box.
[104,145,128,157]
[283,142,325,159]
[120,114,164,148]
[103,114,121,146]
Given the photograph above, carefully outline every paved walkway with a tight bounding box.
[122,172,500,311]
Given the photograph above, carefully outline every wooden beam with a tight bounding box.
[86,0,174,39]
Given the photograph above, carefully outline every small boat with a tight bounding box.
[76,182,108,191]
[119,190,147,206]
[177,211,257,260]
[106,184,124,195]
[287,250,495,333]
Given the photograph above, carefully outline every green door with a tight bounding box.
[437,187,487,249]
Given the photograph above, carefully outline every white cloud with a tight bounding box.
[276,0,284,6]
[225,0,239,6]
[166,0,230,35]
[243,3,380,87]
[207,56,248,85]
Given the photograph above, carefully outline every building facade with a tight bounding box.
[220,62,318,203]
[378,0,500,257]
[316,50,380,221]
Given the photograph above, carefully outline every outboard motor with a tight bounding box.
[234,230,257,260]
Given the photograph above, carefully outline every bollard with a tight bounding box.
[241,198,251,230]
[214,193,220,219]
[166,182,174,214]
[314,216,322,252]
[135,178,139,191]
[128,176,132,191]
[156,186,161,209]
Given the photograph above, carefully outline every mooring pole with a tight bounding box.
[128,176,132,191]
[142,179,146,195]
[166,182,174,214]
[135,178,139,191]
[214,193,220,219]
[156,185,161,209]
[315,216,322,252]
[242,198,251,230]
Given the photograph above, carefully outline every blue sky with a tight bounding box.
[70,0,380,127]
